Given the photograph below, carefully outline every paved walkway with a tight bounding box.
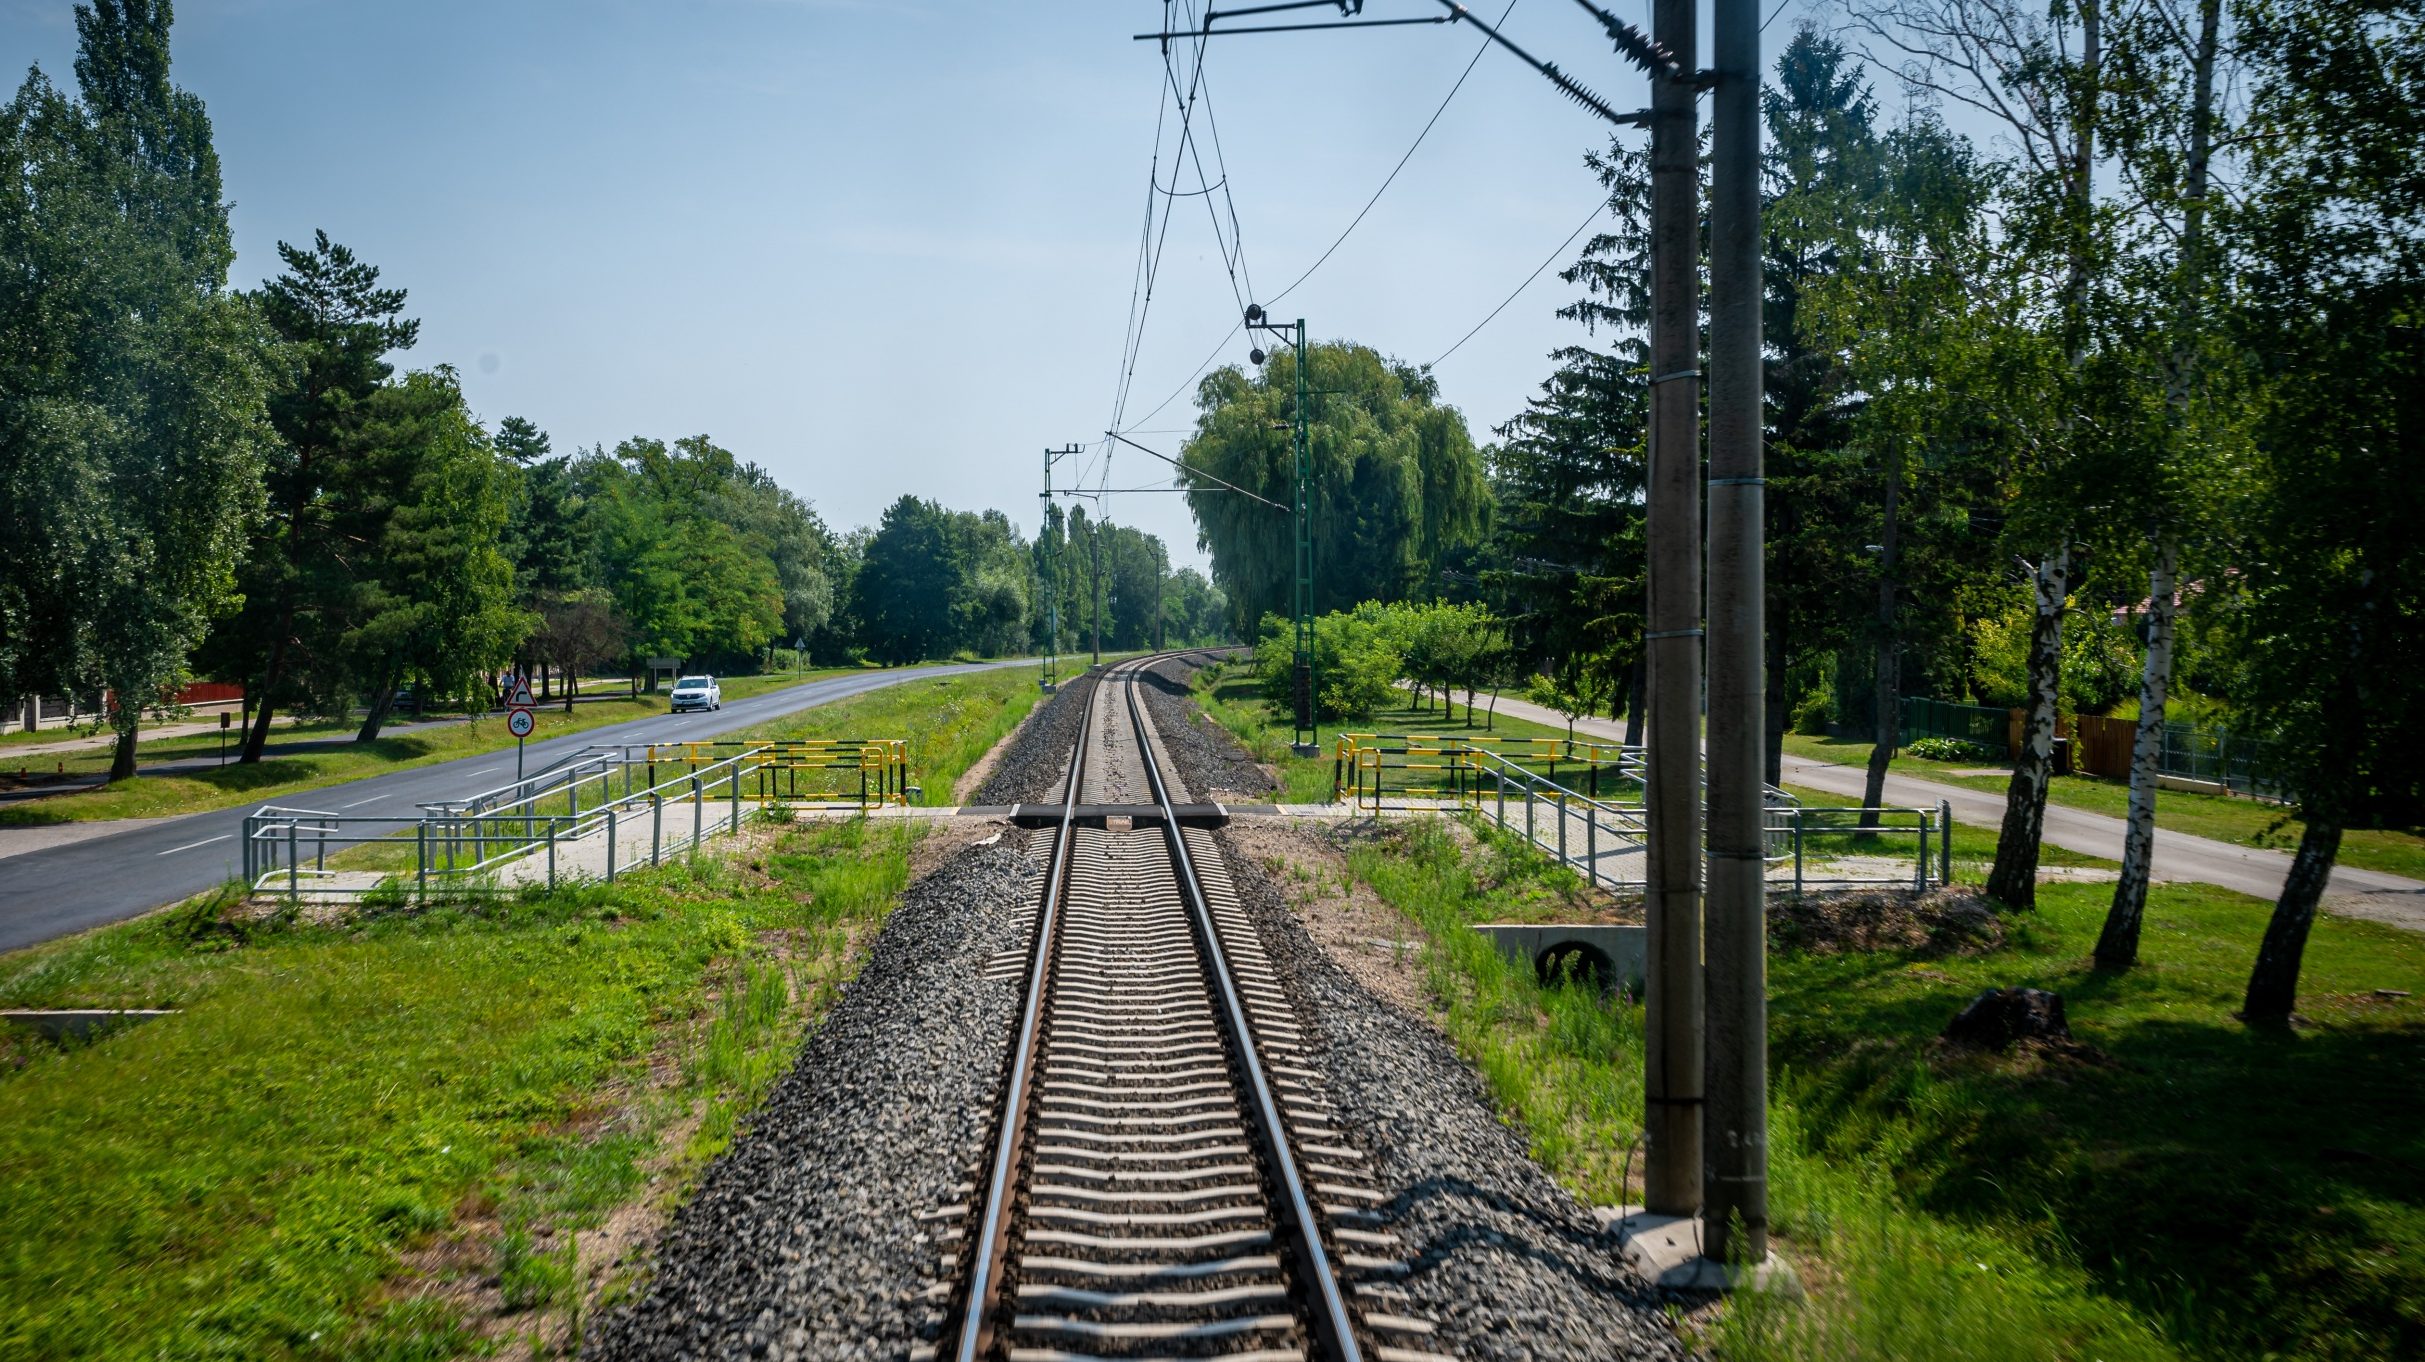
[1478,693,2425,933]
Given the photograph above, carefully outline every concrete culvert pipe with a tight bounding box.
[1536,941,1616,990]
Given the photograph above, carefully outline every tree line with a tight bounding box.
[0,3,1229,777]
[1177,4,2421,1021]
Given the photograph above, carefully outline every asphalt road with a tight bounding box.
[0,660,1030,954]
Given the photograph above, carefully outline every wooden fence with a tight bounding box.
[1887,694,2281,794]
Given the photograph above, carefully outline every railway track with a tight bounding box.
[917,656,1448,1362]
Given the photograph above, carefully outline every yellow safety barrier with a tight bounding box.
[1332,732,1640,810]
[642,738,912,809]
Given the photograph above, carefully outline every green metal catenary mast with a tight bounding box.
[1247,305,1317,753]
[1040,443,1082,693]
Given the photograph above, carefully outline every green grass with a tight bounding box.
[1198,675,2423,1359]
[1781,730,2425,880]
[0,835,880,1359]
[1337,819,2186,1362]
[0,659,1046,1358]
[1323,815,2425,1362]
[0,668,884,828]
[1753,872,2425,1361]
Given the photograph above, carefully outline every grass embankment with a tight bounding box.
[0,664,1046,1360]
[1781,730,2425,881]
[0,667,889,828]
[1201,671,2424,1361]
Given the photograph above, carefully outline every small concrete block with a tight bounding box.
[1597,1206,1802,1295]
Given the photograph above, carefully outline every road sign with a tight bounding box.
[507,707,535,738]
[509,679,534,707]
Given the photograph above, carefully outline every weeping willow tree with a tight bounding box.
[1176,342,1488,632]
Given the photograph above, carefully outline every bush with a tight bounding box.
[1254,606,1404,721]
[1791,690,1834,735]
[1908,736,1997,762]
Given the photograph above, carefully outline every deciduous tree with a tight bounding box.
[0,0,270,778]
[2223,0,2424,1021]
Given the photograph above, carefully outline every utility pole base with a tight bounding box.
[1597,1207,1802,1295]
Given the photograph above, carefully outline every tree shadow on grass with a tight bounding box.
[1778,933,2425,1360]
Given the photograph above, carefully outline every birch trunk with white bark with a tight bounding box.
[2097,537,2178,967]
[1987,547,2069,909]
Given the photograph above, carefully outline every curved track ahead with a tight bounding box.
[929,656,1434,1362]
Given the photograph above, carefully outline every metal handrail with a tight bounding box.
[244,734,912,903]
[1323,735,1948,894]
[1333,731,1794,810]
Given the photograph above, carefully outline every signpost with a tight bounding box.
[508,677,535,778]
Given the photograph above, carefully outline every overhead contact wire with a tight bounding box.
[1268,0,1520,308]
[1426,198,1606,368]
[1120,0,1517,438]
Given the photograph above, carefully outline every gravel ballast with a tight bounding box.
[1131,659,1680,1360]
[1138,653,1275,799]
[592,651,1678,1360]
[581,835,1038,1361]
[968,670,1098,806]
[1220,836,1684,1361]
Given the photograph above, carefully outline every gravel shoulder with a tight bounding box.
[968,671,1099,805]
[1138,653,1275,800]
[581,828,1038,1361]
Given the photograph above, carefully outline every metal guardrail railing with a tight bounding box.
[243,737,913,903]
[1334,731,1647,806]
[1328,734,1949,895]
[1772,801,1955,895]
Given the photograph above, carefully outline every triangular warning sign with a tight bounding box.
[510,680,534,707]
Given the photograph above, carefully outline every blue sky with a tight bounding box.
[4,0,1835,571]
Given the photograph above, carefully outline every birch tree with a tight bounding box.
[1844,0,2120,910]
[2093,0,2236,969]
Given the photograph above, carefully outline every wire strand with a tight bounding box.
[1117,2,1519,435]
[1425,199,1606,368]
[1268,0,1519,308]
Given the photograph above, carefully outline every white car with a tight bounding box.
[669,675,721,712]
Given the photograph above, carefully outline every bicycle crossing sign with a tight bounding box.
[507,707,536,738]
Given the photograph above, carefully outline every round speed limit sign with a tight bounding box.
[507,707,536,738]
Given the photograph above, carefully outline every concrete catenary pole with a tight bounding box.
[1042,447,1059,691]
[1705,0,1769,1264]
[1641,0,1705,1218]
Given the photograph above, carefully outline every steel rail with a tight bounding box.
[943,649,1357,1360]
[1125,666,1365,1362]
[949,665,1099,1362]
